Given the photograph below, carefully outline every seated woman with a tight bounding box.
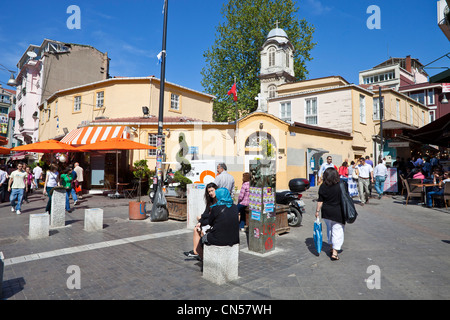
[413,168,425,182]
[184,182,217,260]
[199,188,239,259]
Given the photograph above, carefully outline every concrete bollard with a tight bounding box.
[50,187,66,228]
[0,252,4,298]
[29,213,50,239]
[187,183,206,229]
[84,208,104,231]
[203,244,239,285]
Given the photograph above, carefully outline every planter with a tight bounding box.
[129,201,147,220]
[166,196,187,221]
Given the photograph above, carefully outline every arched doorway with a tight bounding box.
[244,131,277,172]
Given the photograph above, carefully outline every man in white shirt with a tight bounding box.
[373,159,388,199]
[33,164,42,189]
[8,163,27,214]
[214,163,235,197]
[73,162,84,198]
[318,156,337,184]
[357,157,373,206]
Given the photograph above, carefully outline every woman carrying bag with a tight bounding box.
[315,167,346,261]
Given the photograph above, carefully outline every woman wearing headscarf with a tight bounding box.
[199,188,239,258]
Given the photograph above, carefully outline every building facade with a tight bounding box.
[0,85,15,147]
[12,39,109,145]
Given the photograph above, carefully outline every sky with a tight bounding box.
[0,0,448,94]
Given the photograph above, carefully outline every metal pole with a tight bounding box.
[379,86,383,162]
[151,0,169,221]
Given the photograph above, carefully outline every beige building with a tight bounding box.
[38,76,215,142]
[266,76,429,163]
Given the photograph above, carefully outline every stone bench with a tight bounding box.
[203,244,239,285]
[84,208,104,232]
[29,213,50,239]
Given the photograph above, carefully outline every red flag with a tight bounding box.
[227,83,237,102]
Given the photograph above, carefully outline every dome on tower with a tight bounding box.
[266,27,288,39]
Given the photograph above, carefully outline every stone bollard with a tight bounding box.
[50,187,66,228]
[84,208,104,232]
[203,244,239,285]
[29,213,50,239]
[0,252,4,298]
[187,183,206,229]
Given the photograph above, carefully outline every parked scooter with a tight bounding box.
[276,178,310,227]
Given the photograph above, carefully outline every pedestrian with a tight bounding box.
[318,155,337,184]
[33,163,42,189]
[357,157,373,206]
[364,156,373,167]
[73,162,84,198]
[426,171,450,208]
[315,167,346,261]
[199,188,239,260]
[338,161,348,182]
[69,165,78,206]
[60,167,74,212]
[373,159,388,199]
[237,172,250,231]
[22,166,36,203]
[44,164,60,214]
[214,162,235,196]
[347,161,359,197]
[183,182,218,260]
[0,165,8,203]
[7,163,27,215]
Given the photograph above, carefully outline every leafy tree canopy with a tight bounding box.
[201,0,316,122]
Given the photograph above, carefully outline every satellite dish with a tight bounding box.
[27,51,37,58]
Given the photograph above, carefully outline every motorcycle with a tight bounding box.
[276,178,310,227]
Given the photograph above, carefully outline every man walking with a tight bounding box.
[73,162,84,198]
[318,155,337,184]
[373,159,388,199]
[33,163,42,189]
[8,163,27,214]
[357,157,373,206]
[0,165,8,203]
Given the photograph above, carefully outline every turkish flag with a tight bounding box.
[227,83,237,102]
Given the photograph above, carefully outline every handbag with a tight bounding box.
[352,168,358,180]
[339,181,358,223]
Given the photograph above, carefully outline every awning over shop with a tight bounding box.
[61,126,128,146]
[404,113,450,148]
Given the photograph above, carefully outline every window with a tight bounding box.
[280,101,291,122]
[429,110,435,122]
[373,97,382,120]
[285,51,289,68]
[427,89,435,105]
[268,47,276,67]
[148,134,166,156]
[359,95,366,123]
[55,100,58,116]
[409,105,414,125]
[421,111,425,127]
[268,85,276,98]
[410,92,425,105]
[74,96,81,112]
[96,91,104,108]
[170,93,180,110]
[305,98,317,125]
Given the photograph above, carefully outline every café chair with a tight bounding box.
[404,179,424,206]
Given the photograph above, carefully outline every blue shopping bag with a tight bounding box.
[313,218,322,254]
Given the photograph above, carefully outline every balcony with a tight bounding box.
[439,18,450,41]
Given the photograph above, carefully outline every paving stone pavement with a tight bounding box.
[0,188,449,301]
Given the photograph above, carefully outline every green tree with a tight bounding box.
[201,0,316,122]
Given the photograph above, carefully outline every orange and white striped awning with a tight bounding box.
[61,126,128,146]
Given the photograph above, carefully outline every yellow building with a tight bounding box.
[38,76,215,142]
[86,112,353,190]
